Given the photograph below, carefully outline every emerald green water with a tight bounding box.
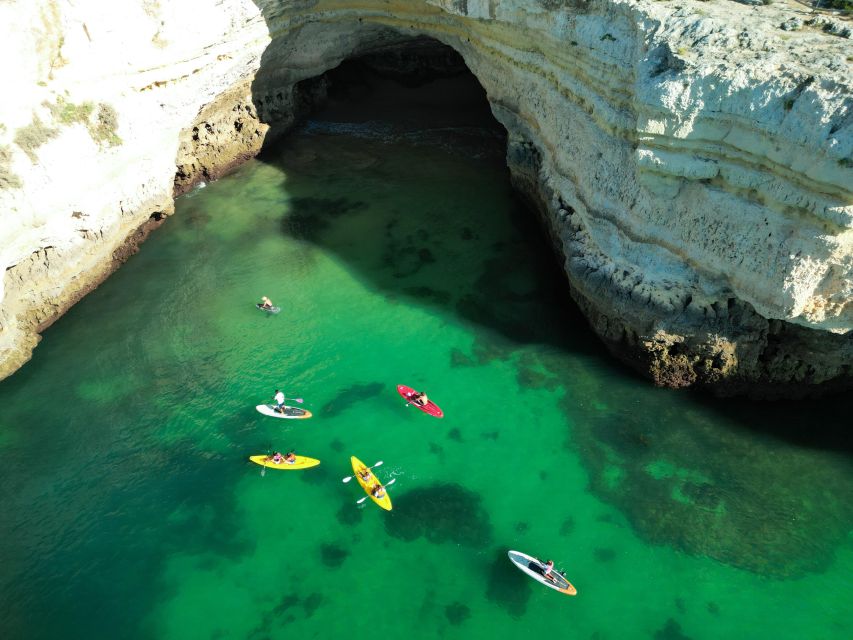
[1,78,852,639]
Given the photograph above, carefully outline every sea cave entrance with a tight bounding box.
[247,37,593,350]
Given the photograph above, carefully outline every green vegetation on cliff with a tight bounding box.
[13,115,58,163]
[12,96,123,165]
[0,145,23,189]
[46,96,94,126]
[814,0,852,13]
[45,96,123,148]
[91,103,122,147]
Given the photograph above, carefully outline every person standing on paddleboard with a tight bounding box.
[273,389,286,413]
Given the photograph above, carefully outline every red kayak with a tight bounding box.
[397,384,444,418]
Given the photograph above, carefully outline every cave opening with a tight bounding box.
[250,37,601,353]
[257,37,508,150]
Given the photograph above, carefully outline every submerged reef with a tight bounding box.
[384,483,493,547]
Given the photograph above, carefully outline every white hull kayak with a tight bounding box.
[507,550,577,595]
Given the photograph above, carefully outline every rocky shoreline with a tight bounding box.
[510,142,853,398]
[1,0,850,395]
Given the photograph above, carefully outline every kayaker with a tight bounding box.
[411,390,429,407]
[260,295,274,310]
[284,451,296,464]
[269,452,284,464]
[359,469,373,482]
[372,484,386,498]
[273,389,286,412]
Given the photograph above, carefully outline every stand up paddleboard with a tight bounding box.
[256,404,313,419]
[507,550,577,596]
[249,454,320,470]
[397,384,444,418]
[256,304,281,314]
[351,455,392,511]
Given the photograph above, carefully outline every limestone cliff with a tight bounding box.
[1,0,851,396]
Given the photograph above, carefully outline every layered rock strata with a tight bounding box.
[1,0,851,395]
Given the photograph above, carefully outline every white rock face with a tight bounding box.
[1,0,851,394]
[0,0,270,372]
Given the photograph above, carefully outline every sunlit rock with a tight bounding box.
[1,0,850,395]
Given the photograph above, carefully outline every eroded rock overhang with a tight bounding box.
[0,0,851,395]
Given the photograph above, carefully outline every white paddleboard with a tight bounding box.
[255,404,313,419]
[507,550,577,595]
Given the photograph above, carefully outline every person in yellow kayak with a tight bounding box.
[371,484,386,498]
[411,390,429,407]
[359,469,373,482]
[259,295,274,310]
[266,451,296,465]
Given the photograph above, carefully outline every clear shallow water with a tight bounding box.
[1,80,852,640]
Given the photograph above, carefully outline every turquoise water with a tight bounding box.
[1,77,852,639]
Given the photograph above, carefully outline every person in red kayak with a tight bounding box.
[411,390,429,407]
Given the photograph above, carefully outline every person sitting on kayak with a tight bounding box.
[359,469,373,482]
[284,451,296,464]
[273,389,286,413]
[371,484,386,498]
[411,391,429,407]
[260,296,274,310]
[268,452,284,464]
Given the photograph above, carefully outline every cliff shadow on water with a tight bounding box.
[246,40,852,579]
[255,44,604,357]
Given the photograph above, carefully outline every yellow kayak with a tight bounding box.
[351,455,392,510]
[249,454,320,470]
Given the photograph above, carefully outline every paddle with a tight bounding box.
[403,392,428,409]
[356,477,396,504]
[341,460,382,484]
[260,450,270,477]
[260,445,283,477]
[271,395,305,414]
